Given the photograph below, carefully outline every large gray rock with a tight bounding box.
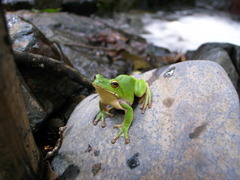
[52,60,240,179]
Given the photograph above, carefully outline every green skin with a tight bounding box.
[92,74,152,144]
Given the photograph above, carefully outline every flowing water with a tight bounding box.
[140,9,240,52]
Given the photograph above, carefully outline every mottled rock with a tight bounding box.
[52,61,240,179]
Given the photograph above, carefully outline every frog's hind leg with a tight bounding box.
[105,107,114,117]
[135,80,152,113]
[139,85,152,113]
[111,103,133,144]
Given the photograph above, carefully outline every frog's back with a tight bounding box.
[115,75,136,102]
[115,75,136,89]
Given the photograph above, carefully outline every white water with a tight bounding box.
[141,12,240,52]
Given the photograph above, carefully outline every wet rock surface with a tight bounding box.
[6,13,84,132]
[8,10,174,78]
[52,61,240,179]
[7,14,66,60]
[9,11,137,78]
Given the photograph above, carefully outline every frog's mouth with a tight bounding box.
[92,84,119,98]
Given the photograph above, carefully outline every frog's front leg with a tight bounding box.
[93,102,114,128]
[111,103,133,144]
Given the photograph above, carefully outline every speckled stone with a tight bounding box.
[52,60,240,180]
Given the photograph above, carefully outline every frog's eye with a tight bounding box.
[111,80,119,88]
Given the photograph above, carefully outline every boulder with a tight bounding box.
[187,43,240,96]
[52,60,240,179]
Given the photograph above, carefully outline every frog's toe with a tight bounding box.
[106,111,115,117]
[111,125,130,144]
[93,120,99,125]
[141,109,146,114]
[148,103,152,108]
[111,138,118,144]
[125,138,130,144]
[101,121,106,128]
[140,98,152,114]
[114,124,123,128]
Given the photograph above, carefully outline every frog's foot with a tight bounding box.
[113,124,123,128]
[111,137,130,144]
[105,111,114,118]
[93,119,106,128]
[102,106,114,117]
[139,91,152,114]
[93,112,106,128]
[111,124,130,144]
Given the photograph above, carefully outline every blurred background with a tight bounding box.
[3,0,240,53]
[1,0,240,179]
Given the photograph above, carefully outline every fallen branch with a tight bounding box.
[45,126,67,160]
[14,50,94,91]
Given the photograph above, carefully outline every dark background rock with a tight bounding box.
[20,75,48,133]
[187,43,240,96]
[6,13,85,133]
[52,61,240,179]
[6,14,67,60]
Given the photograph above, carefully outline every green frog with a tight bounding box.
[92,74,152,144]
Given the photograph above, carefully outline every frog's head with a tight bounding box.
[92,74,123,98]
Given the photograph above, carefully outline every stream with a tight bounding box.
[139,9,240,53]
